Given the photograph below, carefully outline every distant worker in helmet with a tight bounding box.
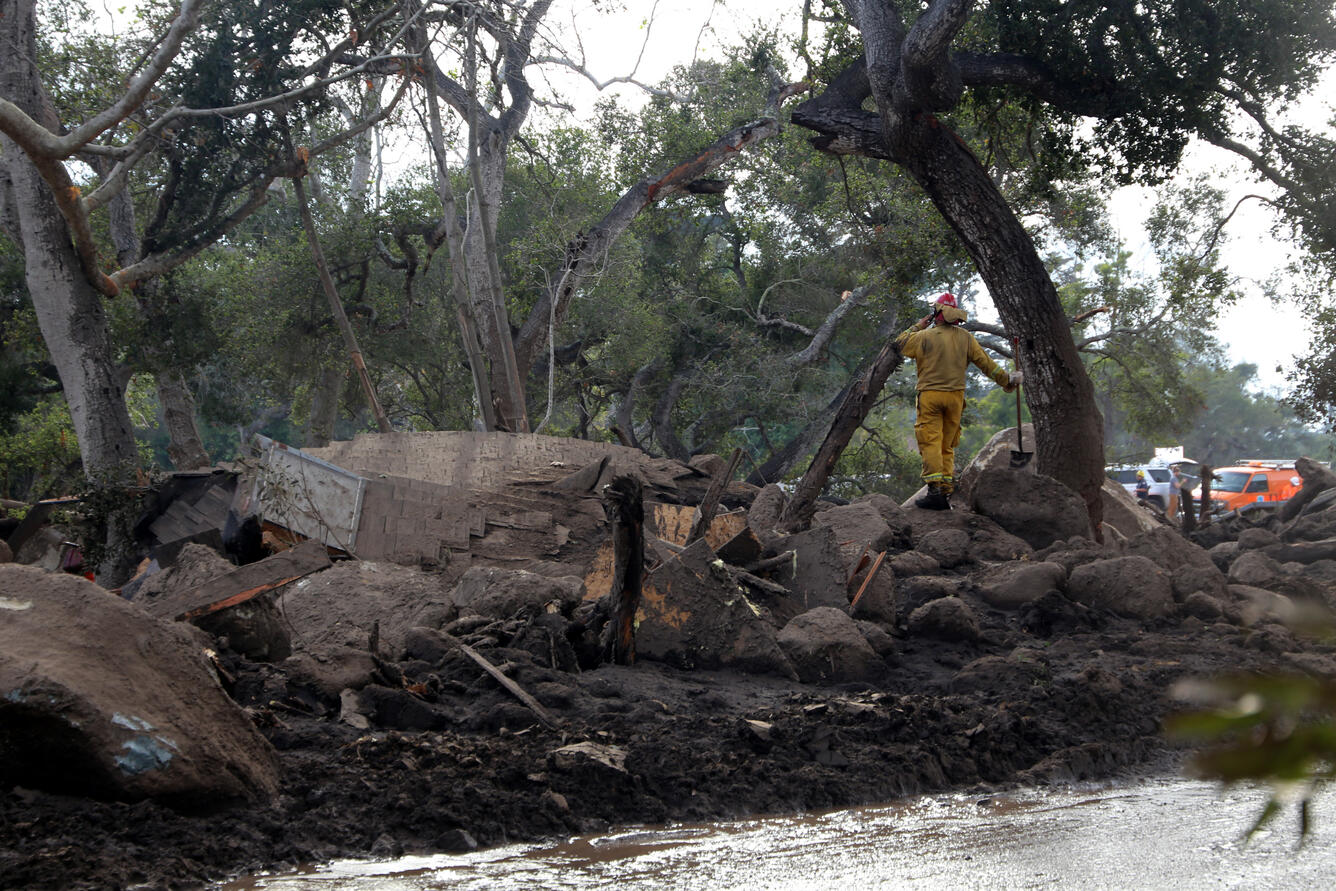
[896,292,1022,511]
[1135,471,1150,501]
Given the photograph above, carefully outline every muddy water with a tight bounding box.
[228,777,1336,890]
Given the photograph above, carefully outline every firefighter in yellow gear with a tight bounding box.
[896,293,1022,510]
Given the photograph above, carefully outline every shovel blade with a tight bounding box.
[1009,449,1033,469]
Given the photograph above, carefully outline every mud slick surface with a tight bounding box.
[6,444,1336,890]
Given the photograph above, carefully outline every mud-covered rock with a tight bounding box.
[0,565,279,807]
[1036,537,1111,576]
[1227,584,1297,626]
[1067,556,1174,620]
[1181,591,1225,621]
[916,528,971,568]
[949,653,1044,695]
[1170,563,1229,603]
[1124,527,1217,574]
[1101,479,1160,540]
[282,648,378,703]
[849,561,896,625]
[777,607,883,683]
[969,469,1090,550]
[449,567,585,621]
[906,596,980,642]
[767,525,848,611]
[193,596,291,662]
[747,484,787,542]
[1238,528,1281,550]
[977,561,1066,610]
[952,424,1036,506]
[853,493,914,548]
[855,620,896,657]
[1228,550,1284,587]
[897,575,965,614]
[814,501,897,555]
[889,551,940,577]
[1208,541,1240,572]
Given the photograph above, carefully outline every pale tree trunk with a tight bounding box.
[157,368,210,470]
[0,0,137,479]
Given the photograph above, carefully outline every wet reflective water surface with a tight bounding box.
[229,777,1336,890]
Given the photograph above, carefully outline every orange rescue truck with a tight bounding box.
[1208,460,1302,514]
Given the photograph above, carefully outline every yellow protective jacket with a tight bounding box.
[896,319,1011,392]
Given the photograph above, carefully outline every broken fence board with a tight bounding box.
[140,540,333,621]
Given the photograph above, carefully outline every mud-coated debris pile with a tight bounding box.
[5,435,1336,891]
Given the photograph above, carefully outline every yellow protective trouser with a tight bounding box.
[915,390,965,492]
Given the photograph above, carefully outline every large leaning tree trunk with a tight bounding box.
[0,0,138,478]
[792,2,1106,530]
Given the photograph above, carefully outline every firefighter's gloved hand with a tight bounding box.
[1009,371,1024,386]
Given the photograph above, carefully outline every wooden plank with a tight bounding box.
[849,551,886,612]
[140,539,333,621]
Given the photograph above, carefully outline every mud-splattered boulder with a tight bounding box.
[978,561,1066,610]
[637,540,796,678]
[449,567,585,621]
[952,423,1036,506]
[1124,527,1217,574]
[1067,556,1174,620]
[1228,551,1284,588]
[855,620,896,657]
[777,607,883,683]
[897,575,965,614]
[889,551,940,577]
[907,596,980,641]
[853,493,913,548]
[814,500,897,555]
[969,469,1090,550]
[0,539,11,563]
[1238,528,1281,550]
[1181,591,1225,621]
[1037,537,1111,576]
[1208,541,1240,572]
[747,484,788,542]
[767,525,849,611]
[849,561,896,625]
[282,647,377,703]
[1228,584,1298,626]
[1100,479,1160,540]
[1171,563,1229,603]
[916,528,971,568]
[0,565,279,807]
[949,653,1045,695]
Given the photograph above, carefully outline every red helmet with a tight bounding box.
[935,293,958,308]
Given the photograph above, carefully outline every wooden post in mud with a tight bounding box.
[687,448,744,544]
[1181,486,1197,535]
[1199,465,1214,526]
[603,474,644,665]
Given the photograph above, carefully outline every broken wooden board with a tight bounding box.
[139,540,333,622]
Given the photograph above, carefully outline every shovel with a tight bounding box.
[1009,336,1033,468]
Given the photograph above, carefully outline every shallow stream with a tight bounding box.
[227,777,1336,890]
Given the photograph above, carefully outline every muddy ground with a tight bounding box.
[3,578,1322,890]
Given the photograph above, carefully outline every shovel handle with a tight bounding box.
[1013,337,1023,452]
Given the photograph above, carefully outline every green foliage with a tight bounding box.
[1168,604,1336,839]
[0,395,82,500]
[1176,363,1332,466]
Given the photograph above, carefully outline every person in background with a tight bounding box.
[1135,471,1150,502]
[896,292,1022,510]
[1169,464,1183,519]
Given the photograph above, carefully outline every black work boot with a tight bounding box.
[915,483,951,511]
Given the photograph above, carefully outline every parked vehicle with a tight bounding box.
[1207,460,1302,515]
[1106,461,1174,511]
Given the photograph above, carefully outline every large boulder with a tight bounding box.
[0,566,279,807]
[1067,556,1175,620]
[766,525,850,612]
[953,423,1036,506]
[778,607,884,682]
[636,540,796,678]
[1124,527,1217,574]
[449,566,585,621]
[897,575,966,614]
[814,500,898,559]
[853,493,914,549]
[1100,479,1160,540]
[977,561,1066,610]
[1171,563,1230,603]
[969,468,1090,550]
[915,528,971,568]
[1228,550,1285,588]
[906,596,981,641]
[1228,584,1298,626]
[1238,528,1281,550]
